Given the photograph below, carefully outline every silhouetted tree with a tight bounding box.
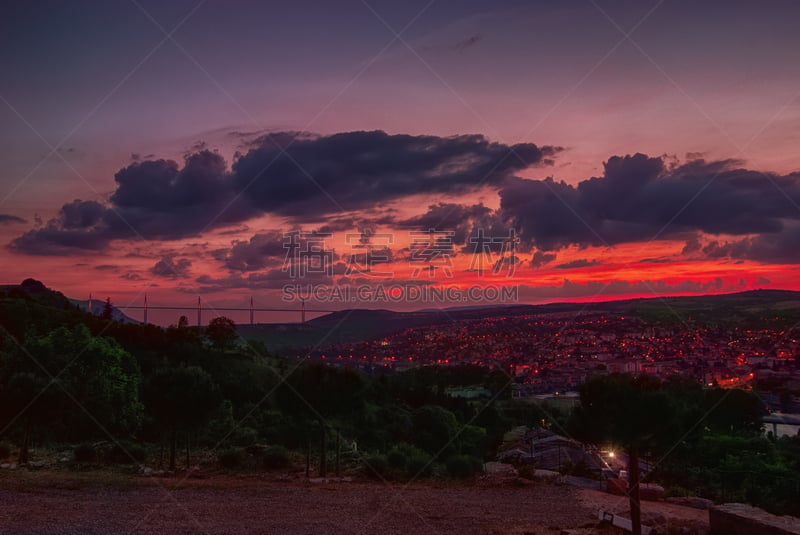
[569,374,683,535]
[102,297,113,320]
[276,363,365,476]
[1,325,143,461]
[143,366,221,470]
[206,316,237,349]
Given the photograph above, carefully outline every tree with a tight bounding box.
[1,325,143,460]
[206,316,237,349]
[276,363,365,476]
[142,366,221,470]
[102,297,113,321]
[703,388,767,435]
[412,404,460,457]
[177,315,189,329]
[569,374,683,535]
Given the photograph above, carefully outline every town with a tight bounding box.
[311,312,800,404]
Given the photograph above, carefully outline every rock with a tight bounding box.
[533,469,561,481]
[28,460,46,468]
[59,457,70,463]
[187,467,205,479]
[140,467,153,476]
[483,462,518,476]
[0,463,10,469]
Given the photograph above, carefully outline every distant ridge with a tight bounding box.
[0,279,140,324]
[238,289,800,350]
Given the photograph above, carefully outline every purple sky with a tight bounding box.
[1,0,799,323]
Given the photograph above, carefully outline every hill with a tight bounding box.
[238,289,800,351]
[0,279,140,331]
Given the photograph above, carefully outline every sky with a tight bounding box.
[1,0,800,324]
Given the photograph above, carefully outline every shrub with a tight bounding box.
[387,443,433,477]
[0,442,11,459]
[231,426,259,447]
[262,445,290,469]
[74,443,97,463]
[445,454,482,478]
[517,464,538,481]
[387,448,406,471]
[105,442,147,464]
[218,448,246,469]
[362,454,389,480]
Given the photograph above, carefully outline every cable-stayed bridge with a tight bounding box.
[87,295,336,325]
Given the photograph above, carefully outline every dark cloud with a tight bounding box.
[192,262,348,292]
[108,150,257,238]
[554,259,602,269]
[698,222,800,264]
[10,132,558,255]
[151,255,192,279]
[217,231,289,272]
[0,214,26,225]
[232,130,559,217]
[400,202,495,245]
[59,200,105,229]
[9,151,258,254]
[530,250,557,268]
[455,33,483,53]
[344,246,394,271]
[10,209,116,255]
[500,154,800,251]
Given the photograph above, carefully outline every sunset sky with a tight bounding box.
[1,0,799,324]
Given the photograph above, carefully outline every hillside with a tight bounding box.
[239,289,800,351]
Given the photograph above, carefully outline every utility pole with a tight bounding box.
[197,296,202,327]
[250,296,254,325]
[143,294,148,325]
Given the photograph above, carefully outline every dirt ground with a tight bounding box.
[0,471,708,534]
[576,488,710,534]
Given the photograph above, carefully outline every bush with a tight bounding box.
[517,464,537,481]
[105,442,147,464]
[387,448,406,471]
[262,445,290,469]
[74,443,97,463]
[362,454,389,480]
[231,426,259,447]
[445,454,482,478]
[0,442,11,460]
[387,443,433,477]
[218,448,246,469]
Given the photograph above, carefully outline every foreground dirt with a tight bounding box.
[0,471,711,535]
[0,474,600,535]
[577,488,710,533]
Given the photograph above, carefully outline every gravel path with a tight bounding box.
[0,479,595,535]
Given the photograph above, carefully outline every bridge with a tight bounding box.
[88,295,337,326]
